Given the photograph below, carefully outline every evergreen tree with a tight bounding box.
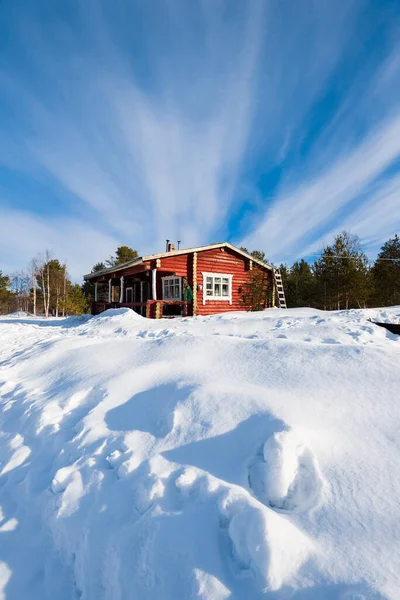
[0,270,11,314]
[286,260,315,307]
[92,262,106,273]
[241,268,269,311]
[250,250,267,263]
[370,235,400,307]
[106,246,138,267]
[65,283,90,315]
[240,247,269,263]
[313,232,368,310]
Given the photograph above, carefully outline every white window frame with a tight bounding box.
[202,272,233,305]
[126,287,133,303]
[162,276,182,301]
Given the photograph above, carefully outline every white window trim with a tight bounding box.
[126,287,133,303]
[161,275,182,301]
[202,272,233,305]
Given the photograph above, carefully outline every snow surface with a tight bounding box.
[0,307,400,600]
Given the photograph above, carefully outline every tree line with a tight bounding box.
[0,245,139,316]
[1,235,399,316]
[0,251,89,316]
[277,232,400,310]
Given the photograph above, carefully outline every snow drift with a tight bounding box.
[0,307,399,599]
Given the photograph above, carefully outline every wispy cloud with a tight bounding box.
[242,17,400,262]
[0,0,266,277]
[1,0,400,278]
[0,208,118,280]
[243,108,400,261]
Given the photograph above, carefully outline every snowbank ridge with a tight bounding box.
[0,307,399,599]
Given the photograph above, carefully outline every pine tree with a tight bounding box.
[287,260,315,307]
[370,235,400,307]
[240,247,268,263]
[106,247,138,267]
[0,270,11,314]
[65,284,90,315]
[92,262,106,273]
[313,232,368,310]
[241,268,269,311]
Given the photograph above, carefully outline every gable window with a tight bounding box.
[162,276,182,300]
[202,272,232,304]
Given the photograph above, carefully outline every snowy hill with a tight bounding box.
[0,307,399,600]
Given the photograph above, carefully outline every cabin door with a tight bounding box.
[132,281,150,315]
[141,281,150,302]
[133,282,141,303]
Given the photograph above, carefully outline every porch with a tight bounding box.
[92,269,190,318]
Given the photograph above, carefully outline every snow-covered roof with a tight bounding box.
[84,242,273,280]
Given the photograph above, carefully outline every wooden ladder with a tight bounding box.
[273,270,287,309]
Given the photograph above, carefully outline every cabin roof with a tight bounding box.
[83,242,273,280]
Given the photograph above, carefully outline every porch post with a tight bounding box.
[193,252,197,316]
[94,282,98,302]
[119,276,124,303]
[152,269,157,300]
[108,279,112,303]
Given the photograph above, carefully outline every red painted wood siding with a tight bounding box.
[195,248,271,316]
[145,255,193,312]
[144,248,272,316]
[111,247,274,317]
[149,254,190,277]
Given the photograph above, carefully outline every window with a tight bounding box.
[202,273,232,304]
[162,276,182,300]
[126,287,133,303]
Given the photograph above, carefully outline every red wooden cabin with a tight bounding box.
[84,242,282,318]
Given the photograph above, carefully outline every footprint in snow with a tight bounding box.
[249,429,324,514]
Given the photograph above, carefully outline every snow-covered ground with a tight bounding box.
[0,307,399,600]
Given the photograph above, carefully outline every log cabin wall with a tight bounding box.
[149,254,194,315]
[89,245,273,317]
[195,247,270,316]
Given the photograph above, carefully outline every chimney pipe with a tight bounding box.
[177,240,181,250]
[166,239,170,252]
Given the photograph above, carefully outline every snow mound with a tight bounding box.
[81,307,144,336]
[0,306,400,599]
[92,307,144,323]
[249,429,324,514]
[229,503,313,590]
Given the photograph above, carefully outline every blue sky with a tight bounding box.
[1,0,400,280]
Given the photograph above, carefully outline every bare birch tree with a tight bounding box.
[30,258,39,316]
[35,250,52,317]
